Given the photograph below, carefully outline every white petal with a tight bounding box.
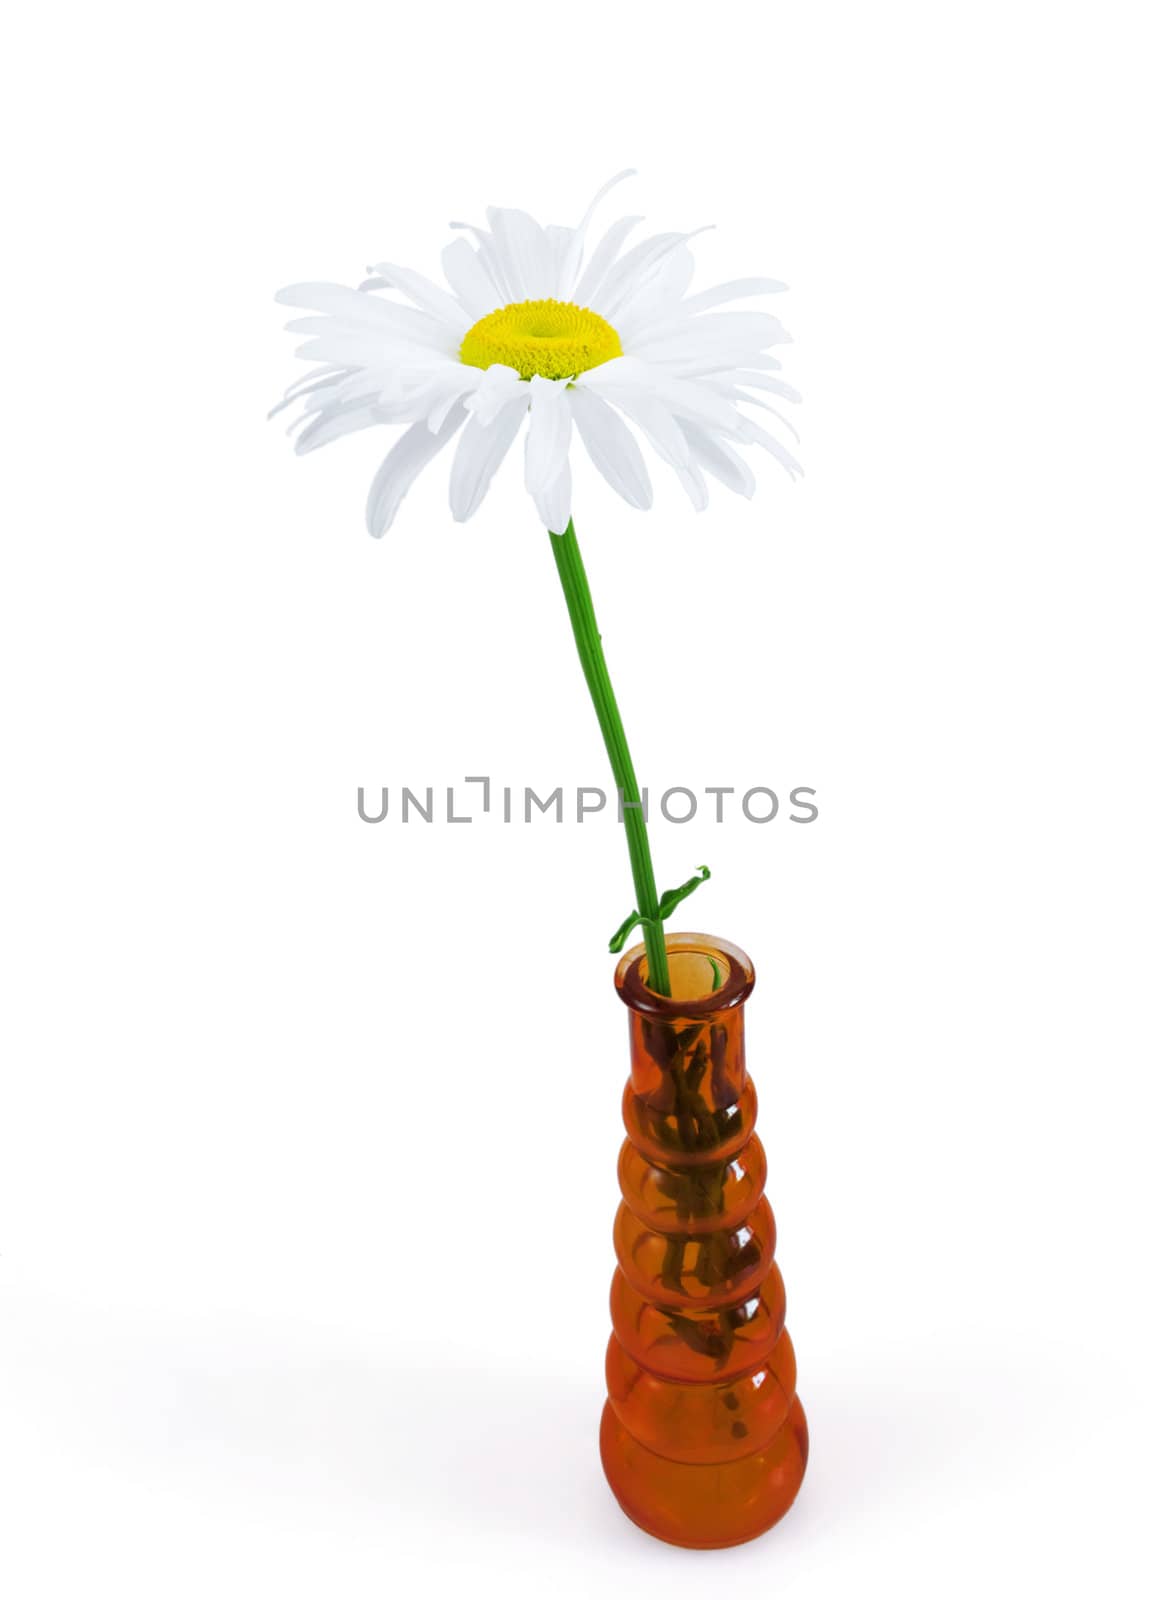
[591,229,711,322]
[544,224,577,297]
[735,417,804,480]
[573,354,652,390]
[557,169,637,297]
[267,368,346,420]
[291,331,438,368]
[675,460,709,510]
[448,223,509,303]
[651,374,745,433]
[581,356,741,436]
[297,372,396,419]
[465,363,526,425]
[589,232,687,317]
[572,216,644,307]
[424,367,481,432]
[661,353,787,379]
[582,362,698,478]
[440,238,499,320]
[733,371,803,404]
[283,317,454,364]
[524,376,572,495]
[281,364,348,399]
[277,282,448,345]
[365,411,466,538]
[710,383,802,442]
[486,207,555,300]
[631,310,792,357]
[576,171,638,240]
[658,245,697,301]
[677,421,756,498]
[682,278,788,314]
[581,379,690,470]
[532,462,572,535]
[568,386,652,510]
[623,395,691,468]
[616,247,696,337]
[365,352,467,390]
[449,398,527,522]
[370,395,436,424]
[367,262,469,331]
[295,404,382,454]
[700,376,800,437]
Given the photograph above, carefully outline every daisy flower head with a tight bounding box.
[273,172,801,537]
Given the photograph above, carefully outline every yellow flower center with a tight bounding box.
[460,298,622,382]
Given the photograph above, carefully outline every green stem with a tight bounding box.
[549,518,671,996]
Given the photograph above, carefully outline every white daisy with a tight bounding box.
[273,172,801,537]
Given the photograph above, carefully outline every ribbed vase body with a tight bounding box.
[600,934,808,1549]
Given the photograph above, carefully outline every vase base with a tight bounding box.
[599,1396,809,1549]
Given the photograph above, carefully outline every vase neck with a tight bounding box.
[616,933,754,1112]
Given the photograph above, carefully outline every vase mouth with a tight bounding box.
[615,932,756,1017]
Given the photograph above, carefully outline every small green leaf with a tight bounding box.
[657,865,711,921]
[609,909,646,954]
[608,867,713,954]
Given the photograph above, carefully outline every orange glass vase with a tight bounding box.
[601,932,809,1548]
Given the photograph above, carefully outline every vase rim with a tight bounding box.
[615,931,756,1017]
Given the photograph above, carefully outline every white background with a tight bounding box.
[2,3,1165,1596]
